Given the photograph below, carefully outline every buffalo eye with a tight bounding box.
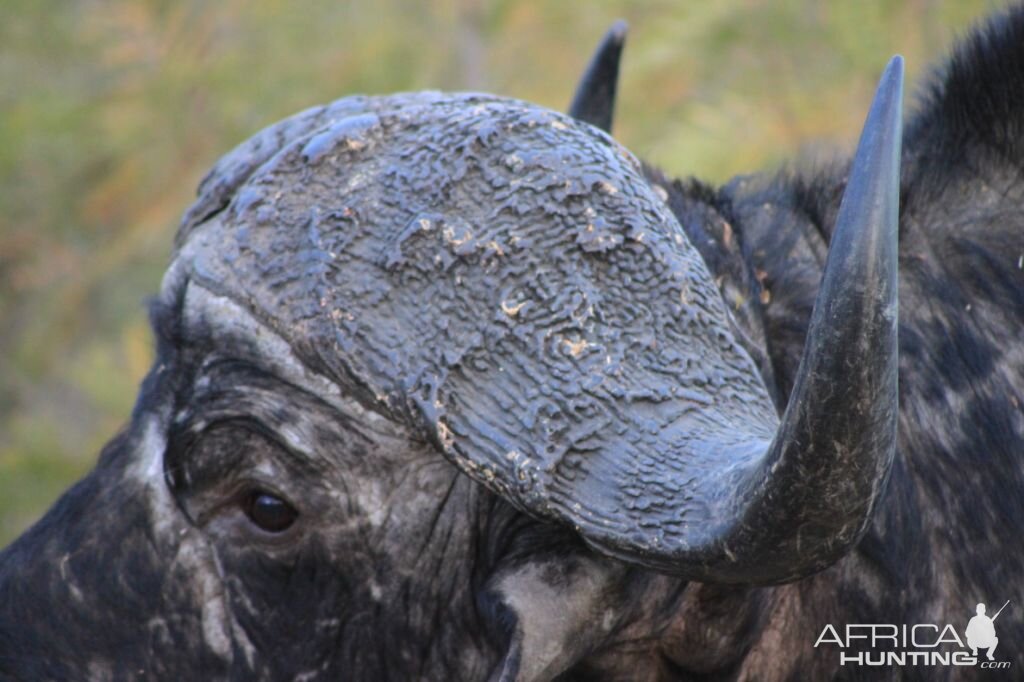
[244,491,298,533]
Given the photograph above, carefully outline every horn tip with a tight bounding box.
[882,55,905,92]
[875,57,905,142]
[608,19,629,44]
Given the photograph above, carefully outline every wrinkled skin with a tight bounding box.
[2,8,1024,682]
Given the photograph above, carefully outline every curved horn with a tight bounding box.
[511,55,903,584]
[568,20,627,132]
[606,55,904,582]
[733,55,904,580]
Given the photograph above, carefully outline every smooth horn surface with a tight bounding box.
[567,20,627,132]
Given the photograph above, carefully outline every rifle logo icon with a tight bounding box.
[966,600,1010,661]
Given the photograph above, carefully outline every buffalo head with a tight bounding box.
[0,29,904,680]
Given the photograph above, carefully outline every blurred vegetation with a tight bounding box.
[0,0,994,546]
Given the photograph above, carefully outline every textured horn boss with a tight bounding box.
[176,57,902,587]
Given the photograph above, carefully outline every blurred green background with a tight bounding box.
[0,0,995,546]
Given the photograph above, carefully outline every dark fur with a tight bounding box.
[2,7,1023,681]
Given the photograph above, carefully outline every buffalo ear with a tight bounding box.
[567,20,628,133]
[488,556,628,682]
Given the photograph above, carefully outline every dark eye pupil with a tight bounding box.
[246,492,297,533]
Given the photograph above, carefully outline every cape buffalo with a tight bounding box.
[2,7,1022,682]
